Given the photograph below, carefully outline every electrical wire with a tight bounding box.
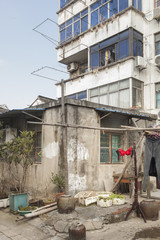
[33,18,59,46]
[31,66,69,83]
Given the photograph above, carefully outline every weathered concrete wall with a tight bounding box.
[66,104,128,194]
[27,107,62,199]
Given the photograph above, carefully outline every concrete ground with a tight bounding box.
[1,192,160,240]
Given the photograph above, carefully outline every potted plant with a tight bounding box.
[51,172,65,200]
[0,130,35,212]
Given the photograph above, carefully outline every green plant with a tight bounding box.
[51,172,65,193]
[0,130,35,193]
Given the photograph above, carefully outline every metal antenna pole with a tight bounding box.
[125,143,146,222]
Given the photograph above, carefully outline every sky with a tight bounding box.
[0,0,68,109]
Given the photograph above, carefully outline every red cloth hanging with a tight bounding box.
[116,147,132,160]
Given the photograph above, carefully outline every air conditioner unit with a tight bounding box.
[155,55,160,67]
[67,62,78,72]
[135,56,146,69]
[153,7,160,20]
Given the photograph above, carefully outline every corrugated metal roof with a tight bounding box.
[0,108,45,119]
[96,108,155,120]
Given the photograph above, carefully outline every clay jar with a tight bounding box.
[57,195,75,213]
[140,200,159,221]
[69,223,86,240]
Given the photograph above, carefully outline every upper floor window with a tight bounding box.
[60,0,72,9]
[156,83,160,108]
[67,90,87,100]
[90,28,143,69]
[155,0,160,7]
[155,33,160,55]
[60,8,88,44]
[91,0,129,27]
[100,132,123,164]
[132,0,142,11]
[89,79,143,109]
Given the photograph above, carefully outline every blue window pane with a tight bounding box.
[133,30,143,41]
[133,38,143,56]
[115,43,119,61]
[156,42,160,55]
[91,10,99,27]
[133,39,137,56]
[81,16,88,32]
[66,25,72,39]
[103,0,109,3]
[66,19,72,26]
[60,0,65,9]
[60,23,65,30]
[91,0,101,11]
[69,94,77,99]
[60,30,65,42]
[157,93,160,108]
[138,0,142,11]
[99,35,118,49]
[74,14,80,21]
[91,44,99,53]
[119,39,129,59]
[81,8,88,16]
[74,21,80,36]
[132,0,136,7]
[137,40,143,56]
[78,91,87,99]
[91,52,99,69]
[100,4,108,21]
[119,0,128,12]
[119,30,129,39]
[110,0,118,17]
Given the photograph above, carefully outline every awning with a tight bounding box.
[96,108,156,121]
[0,108,45,119]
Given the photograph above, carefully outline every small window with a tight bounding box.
[31,131,42,163]
[100,132,123,164]
[155,33,160,56]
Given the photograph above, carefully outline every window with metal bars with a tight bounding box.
[30,131,42,163]
[100,132,123,163]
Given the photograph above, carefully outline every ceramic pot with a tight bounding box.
[140,200,159,221]
[57,195,75,213]
[69,223,86,240]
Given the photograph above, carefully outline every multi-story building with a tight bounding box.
[57,0,160,118]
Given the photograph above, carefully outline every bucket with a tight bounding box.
[140,200,159,221]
